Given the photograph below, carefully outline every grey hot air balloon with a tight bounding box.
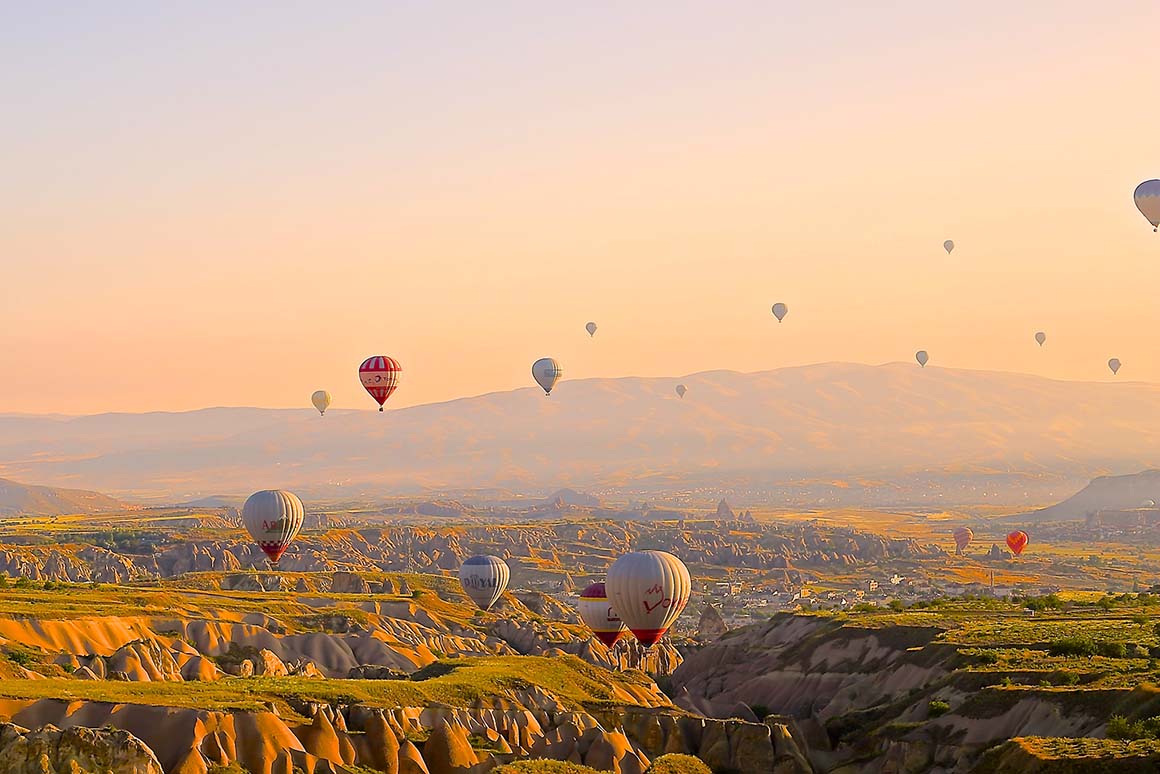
[532,357,563,395]
[943,240,954,254]
[1035,331,1046,347]
[1135,180,1160,232]
[459,555,510,611]
[916,350,929,368]
[606,550,691,648]
[1109,358,1122,375]
[771,302,788,323]
[311,390,331,416]
[585,322,597,337]
[242,490,304,565]
[676,384,687,399]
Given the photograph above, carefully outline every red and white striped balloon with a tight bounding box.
[577,582,627,648]
[359,356,401,411]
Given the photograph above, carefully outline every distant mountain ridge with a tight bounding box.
[1016,470,1160,523]
[0,362,1157,503]
[0,478,123,516]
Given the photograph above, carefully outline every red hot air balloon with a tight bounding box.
[1006,530,1028,556]
[577,582,627,648]
[359,356,401,411]
[953,527,973,555]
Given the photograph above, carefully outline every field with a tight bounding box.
[0,655,657,717]
[2,500,1160,772]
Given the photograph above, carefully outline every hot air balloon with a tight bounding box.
[532,358,563,396]
[586,322,598,337]
[771,303,788,323]
[359,356,401,411]
[577,582,627,647]
[1035,332,1046,347]
[953,527,973,555]
[458,555,509,611]
[606,551,691,648]
[916,350,929,368]
[676,384,687,399]
[943,240,954,254]
[243,490,304,565]
[311,390,331,416]
[1134,180,1160,232]
[1006,530,1028,556]
[1109,358,1122,375]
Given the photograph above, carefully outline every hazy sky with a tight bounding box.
[3,2,1160,414]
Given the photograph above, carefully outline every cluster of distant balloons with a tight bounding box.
[920,184,1160,375]
[236,181,1160,645]
[310,181,1158,417]
[311,180,1159,415]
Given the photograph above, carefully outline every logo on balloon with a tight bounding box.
[642,583,675,613]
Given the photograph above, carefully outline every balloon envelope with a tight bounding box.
[1006,530,1028,556]
[771,302,788,322]
[311,390,331,416]
[606,550,691,648]
[943,240,954,254]
[359,356,401,411]
[1035,332,1046,347]
[586,322,597,337]
[577,582,627,647]
[459,555,510,611]
[1109,358,1121,375]
[1134,180,1160,231]
[676,384,687,398]
[953,527,973,554]
[532,357,563,395]
[916,350,929,367]
[243,490,304,564]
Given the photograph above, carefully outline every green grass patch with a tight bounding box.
[0,655,666,714]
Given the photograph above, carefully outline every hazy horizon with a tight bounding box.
[4,2,1160,414]
[0,362,1154,505]
[1,359,1157,418]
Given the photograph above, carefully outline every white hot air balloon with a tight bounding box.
[675,384,687,399]
[1035,332,1046,347]
[459,555,510,611]
[916,350,929,368]
[943,240,954,254]
[242,490,305,565]
[1109,358,1122,375]
[771,302,788,323]
[532,358,563,395]
[1134,180,1160,232]
[586,322,598,337]
[606,551,691,648]
[311,390,331,416]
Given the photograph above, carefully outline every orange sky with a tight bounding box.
[2,2,1160,414]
